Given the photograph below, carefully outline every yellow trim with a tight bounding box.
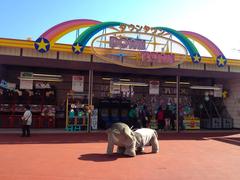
[1,38,240,66]
[90,31,187,69]
[185,34,217,60]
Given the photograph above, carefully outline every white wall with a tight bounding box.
[223,79,240,128]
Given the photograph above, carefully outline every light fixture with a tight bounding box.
[19,72,63,82]
[102,77,112,80]
[102,77,131,81]
[33,73,62,78]
[119,78,131,81]
[113,81,148,86]
[164,81,190,85]
[18,77,63,82]
[190,86,221,90]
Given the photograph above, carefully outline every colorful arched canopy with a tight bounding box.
[180,31,224,59]
[154,27,201,63]
[40,19,100,45]
[74,21,123,49]
[35,19,227,66]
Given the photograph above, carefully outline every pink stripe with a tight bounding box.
[181,31,224,57]
[40,19,101,41]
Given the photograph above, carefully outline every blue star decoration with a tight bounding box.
[72,43,84,54]
[34,37,50,53]
[191,53,201,64]
[216,55,227,67]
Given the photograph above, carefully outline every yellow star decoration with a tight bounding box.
[222,90,228,98]
[36,38,49,51]
[193,54,200,62]
[218,56,226,66]
[73,44,82,52]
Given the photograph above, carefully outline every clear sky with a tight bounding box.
[0,0,240,59]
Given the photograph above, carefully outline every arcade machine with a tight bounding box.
[109,98,121,124]
[120,98,131,124]
[65,93,89,132]
[98,98,111,129]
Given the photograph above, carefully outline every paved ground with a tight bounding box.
[0,131,239,180]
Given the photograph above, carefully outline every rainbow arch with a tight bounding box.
[154,27,200,63]
[180,31,225,59]
[35,19,227,66]
[74,21,123,48]
[40,19,100,45]
[73,23,201,62]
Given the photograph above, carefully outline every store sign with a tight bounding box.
[149,81,159,95]
[20,80,33,90]
[20,72,33,78]
[0,80,16,91]
[91,23,187,69]
[141,52,175,64]
[35,82,51,89]
[72,76,84,92]
[109,36,145,50]
[110,81,120,95]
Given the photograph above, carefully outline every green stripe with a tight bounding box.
[154,27,199,57]
[74,22,123,47]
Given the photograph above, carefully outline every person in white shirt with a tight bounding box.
[21,105,32,137]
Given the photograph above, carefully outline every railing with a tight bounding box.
[202,101,211,119]
[211,100,221,119]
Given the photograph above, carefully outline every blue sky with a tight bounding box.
[0,0,240,59]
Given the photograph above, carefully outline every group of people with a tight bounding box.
[156,105,176,131]
[127,103,176,131]
[127,104,150,129]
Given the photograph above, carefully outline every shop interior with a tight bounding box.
[0,65,233,131]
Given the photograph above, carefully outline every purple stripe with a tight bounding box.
[181,31,224,57]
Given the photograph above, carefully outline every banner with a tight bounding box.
[214,84,223,97]
[149,81,159,95]
[121,85,130,97]
[91,109,98,130]
[0,80,16,90]
[72,76,84,92]
[35,82,51,89]
[20,80,33,90]
[110,81,120,95]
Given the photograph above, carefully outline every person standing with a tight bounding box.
[21,105,32,137]
[156,106,165,131]
[139,105,150,128]
[128,104,139,129]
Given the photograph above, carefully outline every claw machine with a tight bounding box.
[65,93,89,132]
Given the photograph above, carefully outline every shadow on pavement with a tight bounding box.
[0,132,239,145]
[210,137,240,146]
[78,153,126,162]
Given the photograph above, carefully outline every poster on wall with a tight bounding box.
[214,84,223,97]
[149,81,159,95]
[0,80,16,90]
[121,85,130,97]
[72,76,84,92]
[35,82,51,89]
[20,80,33,90]
[110,81,120,95]
[91,109,98,130]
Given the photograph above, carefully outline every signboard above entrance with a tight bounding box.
[91,24,188,69]
[34,19,227,68]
